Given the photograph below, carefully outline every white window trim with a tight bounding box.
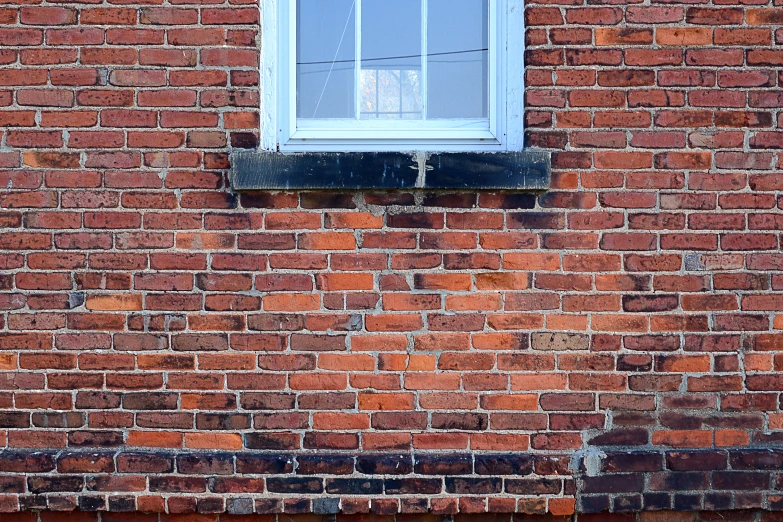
[260,0,524,153]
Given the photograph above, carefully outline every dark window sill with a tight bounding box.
[229,151,551,191]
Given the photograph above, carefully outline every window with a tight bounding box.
[261,0,524,152]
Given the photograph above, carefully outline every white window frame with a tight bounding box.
[260,0,524,153]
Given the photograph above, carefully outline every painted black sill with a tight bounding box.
[228,151,551,191]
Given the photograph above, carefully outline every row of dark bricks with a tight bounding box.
[3,451,573,499]
[578,449,783,513]
[579,490,782,514]
[20,475,572,497]
[0,411,592,433]
[593,449,783,475]
[6,494,553,516]
[7,451,554,477]
[0,391,774,414]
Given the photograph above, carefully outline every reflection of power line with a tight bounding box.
[297,48,488,65]
[299,59,486,75]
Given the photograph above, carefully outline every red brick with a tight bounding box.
[139,48,196,67]
[81,8,137,25]
[657,27,712,45]
[20,7,76,25]
[0,28,43,45]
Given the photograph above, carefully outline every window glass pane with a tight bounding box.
[361,0,422,119]
[427,0,488,119]
[297,0,355,119]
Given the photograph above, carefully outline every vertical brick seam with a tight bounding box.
[0,0,781,517]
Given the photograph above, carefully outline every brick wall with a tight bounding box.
[0,0,782,517]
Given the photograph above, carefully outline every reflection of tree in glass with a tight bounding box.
[360,69,422,119]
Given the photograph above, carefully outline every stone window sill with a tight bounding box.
[228,151,551,191]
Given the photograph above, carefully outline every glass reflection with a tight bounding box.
[428,0,488,119]
[297,0,356,119]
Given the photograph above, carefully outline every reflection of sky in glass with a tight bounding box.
[296,0,488,121]
[428,0,488,119]
[296,0,355,119]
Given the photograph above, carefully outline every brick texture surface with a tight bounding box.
[0,0,782,516]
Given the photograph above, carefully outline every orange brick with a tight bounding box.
[365,314,423,332]
[475,272,530,290]
[85,293,142,311]
[316,273,374,291]
[511,373,567,391]
[312,412,370,430]
[404,373,461,390]
[407,354,437,371]
[415,273,472,291]
[745,353,772,372]
[548,498,576,516]
[715,429,749,447]
[378,353,409,371]
[473,332,528,350]
[326,212,383,229]
[137,496,166,513]
[351,334,409,352]
[546,314,589,331]
[768,414,783,429]
[487,314,546,330]
[126,431,183,448]
[299,231,356,250]
[265,211,320,230]
[656,354,710,373]
[593,314,649,332]
[596,27,653,45]
[446,293,502,311]
[652,429,712,448]
[362,432,411,450]
[263,293,320,311]
[480,394,539,411]
[184,432,242,450]
[177,232,235,250]
[318,353,375,371]
[382,293,441,311]
[0,354,17,370]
